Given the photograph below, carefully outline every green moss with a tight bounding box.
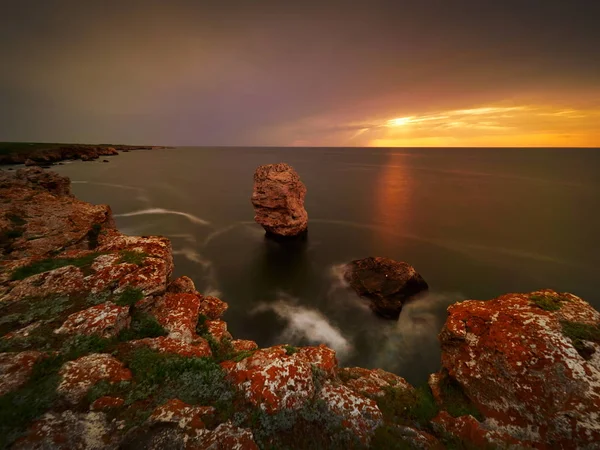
[0,356,62,448]
[530,293,569,312]
[122,348,235,407]
[371,425,420,449]
[86,290,111,306]
[115,286,144,306]
[561,320,600,359]
[196,313,209,335]
[118,250,147,266]
[0,295,72,329]
[60,334,113,360]
[283,344,299,356]
[231,350,255,362]
[438,375,483,421]
[86,380,131,404]
[10,252,102,280]
[376,384,439,427]
[117,311,167,341]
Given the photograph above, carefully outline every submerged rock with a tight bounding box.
[434,289,600,448]
[251,163,308,238]
[343,256,428,319]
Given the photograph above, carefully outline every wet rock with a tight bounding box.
[436,289,600,447]
[152,293,200,343]
[57,353,132,404]
[14,410,122,449]
[54,301,130,338]
[339,367,413,398]
[343,256,428,319]
[102,160,109,163]
[24,159,38,167]
[251,163,308,238]
[317,382,383,443]
[128,336,212,358]
[0,351,44,396]
[221,344,337,413]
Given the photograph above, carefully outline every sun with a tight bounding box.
[387,117,414,127]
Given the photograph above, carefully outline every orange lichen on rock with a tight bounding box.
[198,295,228,320]
[152,292,200,343]
[437,289,600,447]
[128,336,212,357]
[149,399,215,433]
[339,366,413,398]
[57,353,132,404]
[54,301,130,338]
[231,339,259,353]
[90,396,125,411]
[205,319,232,342]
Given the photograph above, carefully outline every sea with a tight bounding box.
[52,146,600,385]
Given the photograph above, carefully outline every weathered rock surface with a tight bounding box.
[54,301,130,338]
[434,289,600,448]
[343,256,428,319]
[251,163,308,237]
[339,366,413,398]
[0,351,44,396]
[57,353,132,404]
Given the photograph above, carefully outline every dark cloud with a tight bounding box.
[0,0,598,145]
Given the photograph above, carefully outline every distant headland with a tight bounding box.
[0,142,173,166]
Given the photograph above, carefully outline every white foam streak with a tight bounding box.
[115,208,210,226]
[253,298,353,359]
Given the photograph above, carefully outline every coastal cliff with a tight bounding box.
[0,143,171,166]
[1,168,599,449]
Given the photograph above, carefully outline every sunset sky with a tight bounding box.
[1,0,599,147]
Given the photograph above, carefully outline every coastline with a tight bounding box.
[0,167,599,449]
[0,142,173,166]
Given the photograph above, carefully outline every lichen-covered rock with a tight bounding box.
[339,367,413,398]
[54,302,130,338]
[222,345,334,413]
[437,289,600,448]
[90,396,125,411]
[317,382,383,443]
[0,351,44,395]
[128,336,212,358]
[231,339,259,353]
[190,421,259,450]
[6,265,86,302]
[343,256,428,319]
[251,163,308,238]
[148,399,215,431]
[199,295,228,320]
[205,319,232,342]
[14,411,122,449]
[152,293,200,343]
[431,411,529,449]
[15,167,71,196]
[57,353,132,404]
[167,276,196,294]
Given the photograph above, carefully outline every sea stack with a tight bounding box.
[251,163,308,238]
[343,257,428,319]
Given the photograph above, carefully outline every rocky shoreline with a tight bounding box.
[0,143,172,166]
[0,168,599,449]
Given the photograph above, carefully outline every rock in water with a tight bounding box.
[343,257,428,319]
[251,163,308,238]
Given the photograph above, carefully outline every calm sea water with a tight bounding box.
[52,147,600,385]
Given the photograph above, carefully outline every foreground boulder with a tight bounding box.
[343,257,428,319]
[251,163,308,238]
[433,289,600,448]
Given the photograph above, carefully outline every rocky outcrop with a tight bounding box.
[432,289,600,448]
[251,163,308,238]
[343,256,428,319]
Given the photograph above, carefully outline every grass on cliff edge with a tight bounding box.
[10,252,103,280]
[530,292,570,312]
[561,320,600,359]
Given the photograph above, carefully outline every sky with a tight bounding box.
[1,0,599,147]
